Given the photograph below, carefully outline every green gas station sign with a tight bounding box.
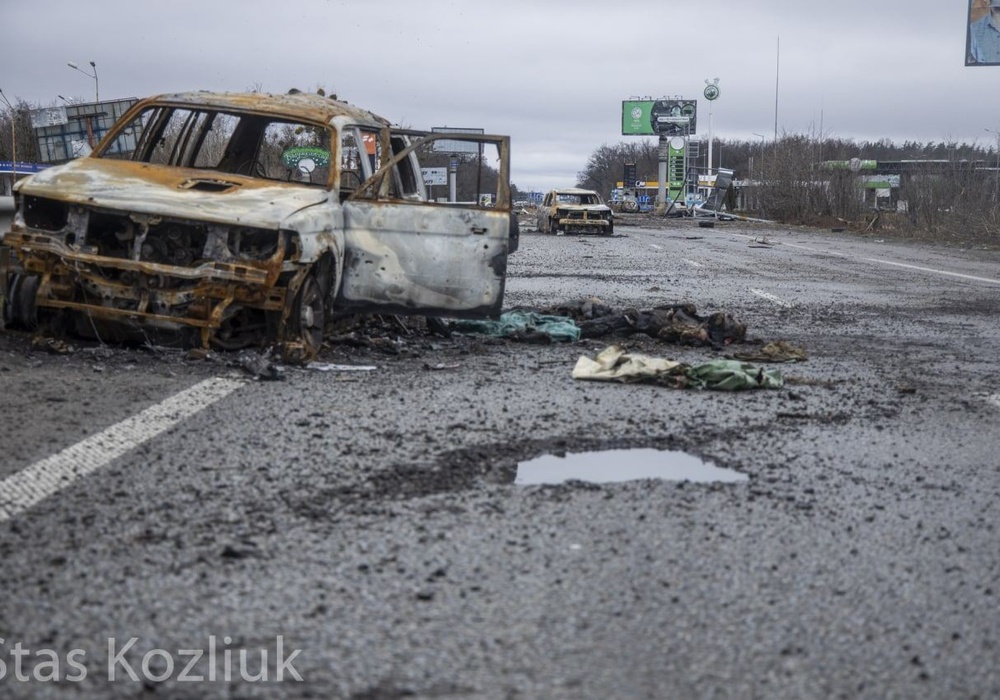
[622,99,697,136]
[622,101,655,135]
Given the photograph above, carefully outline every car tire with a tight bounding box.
[4,273,39,330]
[289,274,326,358]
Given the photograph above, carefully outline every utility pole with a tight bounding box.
[0,88,16,183]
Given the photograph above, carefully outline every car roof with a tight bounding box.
[551,187,599,195]
[142,90,392,127]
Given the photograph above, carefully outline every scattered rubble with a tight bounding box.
[235,350,284,381]
[731,340,807,363]
[539,298,747,347]
[9,296,804,376]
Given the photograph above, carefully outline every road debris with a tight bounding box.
[731,340,807,363]
[32,337,73,355]
[449,310,581,343]
[305,362,377,372]
[236,350,284,381]
[186,348,212,361]
[572,345,783,390]
[543,299,746,347]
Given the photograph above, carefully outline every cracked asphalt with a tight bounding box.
[1,217,999,699]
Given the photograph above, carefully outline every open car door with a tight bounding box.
[339,130,513,319]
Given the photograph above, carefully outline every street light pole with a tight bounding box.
[704,78,720,178]
[0,88,16,182]
[67,60,99,103]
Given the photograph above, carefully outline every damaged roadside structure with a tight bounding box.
[1,91,517,359]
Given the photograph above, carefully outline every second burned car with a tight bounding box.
[536,187,613,236]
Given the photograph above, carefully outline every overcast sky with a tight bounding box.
[3,0,998,192]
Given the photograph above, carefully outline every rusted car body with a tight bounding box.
[1,91,516,359]
[536,187,613,235]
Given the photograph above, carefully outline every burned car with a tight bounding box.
[1,91,517,359]
[536,188,613,235]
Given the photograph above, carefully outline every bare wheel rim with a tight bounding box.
[295,277,325,355]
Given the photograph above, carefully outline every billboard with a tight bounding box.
[31,98,137,163]
[431,127,485,154]
[622,99,697,136]
[966,0,1000,66]
[421,167,447,185]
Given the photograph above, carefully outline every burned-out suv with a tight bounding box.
[1,91,517,359]
[536,187,613,235]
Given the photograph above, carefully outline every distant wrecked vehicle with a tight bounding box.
[536,188,613,235]
[1,90,517,359]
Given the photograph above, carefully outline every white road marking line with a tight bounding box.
[650,244,663,250]
[0,377,245,524]
[779,241,816,251]
[782,241,848,257]
[681,259,703,268]
[700,230,1000,286]
[750,288,793,307]
[863,258,1000,285]
[983,394,1000,410]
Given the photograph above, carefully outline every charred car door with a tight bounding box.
[339,129,513,319]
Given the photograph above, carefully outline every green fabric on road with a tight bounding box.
[572,345,783,390]
[451,310,581,342]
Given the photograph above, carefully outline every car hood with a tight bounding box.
[17,157,330,229]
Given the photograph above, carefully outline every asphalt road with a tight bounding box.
[1,217,999,699]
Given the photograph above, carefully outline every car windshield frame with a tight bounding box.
[94,104,336,188]
[556,192,601,206]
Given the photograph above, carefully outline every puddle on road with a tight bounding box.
[515,448,748,486]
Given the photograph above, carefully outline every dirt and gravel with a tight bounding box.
[1,216,999,699]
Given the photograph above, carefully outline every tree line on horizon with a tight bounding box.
[576,134,1000,245]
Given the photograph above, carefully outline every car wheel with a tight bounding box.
[4,273,39,330]
[289,275,326,358]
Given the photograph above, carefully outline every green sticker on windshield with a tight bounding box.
[281,147,330,169]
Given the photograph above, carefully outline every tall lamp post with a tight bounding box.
[704,78,720,177]
[0,88,16,182]
[67,60,99,103]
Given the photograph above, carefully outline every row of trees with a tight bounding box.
[0,98,42,166]
[576,135,1000,244]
